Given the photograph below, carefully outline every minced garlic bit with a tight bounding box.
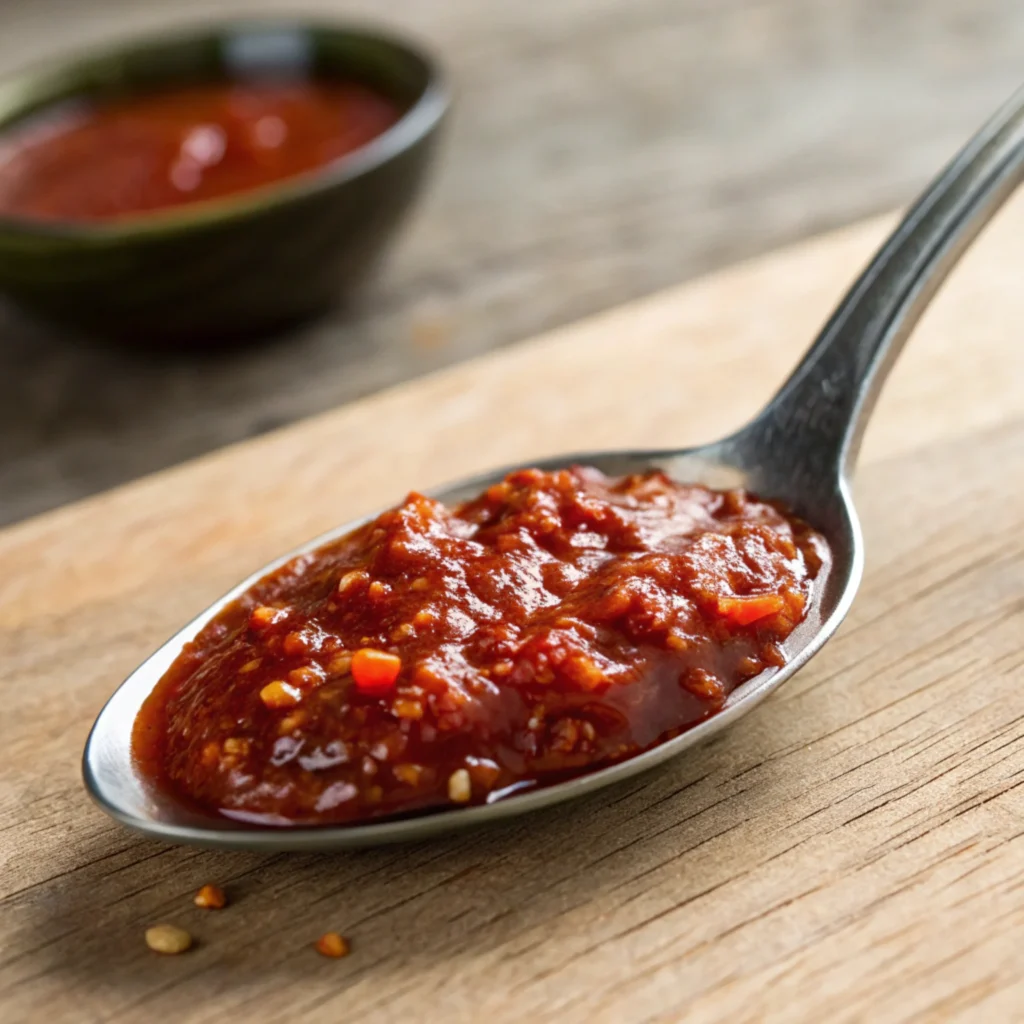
[249,604,286,630]
[337,569,369,595]
[327,653,353,677]
[448,768,472,803]
[260,680,302,709]
[278,710,308,735]
[392,698,424,720]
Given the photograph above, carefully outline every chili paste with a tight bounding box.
[133,468,828,826]
[0,81,400,222]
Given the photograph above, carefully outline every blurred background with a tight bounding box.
[2,0,1022,527]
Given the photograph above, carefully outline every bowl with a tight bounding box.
[0,19,448,344]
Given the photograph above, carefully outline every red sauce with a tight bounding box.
[0,81,402,222]
[132,468,828,826]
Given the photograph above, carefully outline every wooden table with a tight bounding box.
[2,183,1024,1020]
[2,0,1024,525]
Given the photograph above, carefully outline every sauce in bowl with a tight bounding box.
[0,81,402,223]
[133,467,828,827]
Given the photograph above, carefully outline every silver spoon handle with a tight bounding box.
[739,84,1024,490]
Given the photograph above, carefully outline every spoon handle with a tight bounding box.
[742,84,1024,490]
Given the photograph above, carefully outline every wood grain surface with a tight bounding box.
[1,190,1024,1021]
[2,0,1024,525]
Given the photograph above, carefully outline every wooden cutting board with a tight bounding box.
[1,194,1023,1023]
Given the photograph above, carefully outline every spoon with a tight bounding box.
[84,86,1024,850]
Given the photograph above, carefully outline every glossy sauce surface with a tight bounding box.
[133,468,828,826]
[0,81,401,222]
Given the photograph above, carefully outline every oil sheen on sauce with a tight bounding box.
[133,467,829,827]
[0,80,401,222]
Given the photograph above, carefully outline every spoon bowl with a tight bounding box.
[83,85,1024,849]
[82,445,856,851]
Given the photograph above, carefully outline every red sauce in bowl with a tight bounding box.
[0,81,402,223]
[132,467,829,827]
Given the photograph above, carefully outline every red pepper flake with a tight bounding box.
[351,649,402,695]
[193,883,227,909]
[315,932,351,958]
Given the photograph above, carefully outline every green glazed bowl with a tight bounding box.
[0,20,449,344]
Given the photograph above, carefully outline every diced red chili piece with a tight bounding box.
[716,594,786,626]
[351,649,402,694]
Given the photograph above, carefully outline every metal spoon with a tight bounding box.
[84,86,1024,851]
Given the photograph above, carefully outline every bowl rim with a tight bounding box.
[0,16,450,243]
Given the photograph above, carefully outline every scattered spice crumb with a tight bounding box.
[193,883,227,909]
[315,932,351,958]
[145,924,192,954]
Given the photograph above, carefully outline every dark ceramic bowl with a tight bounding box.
[0,20,448,344]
